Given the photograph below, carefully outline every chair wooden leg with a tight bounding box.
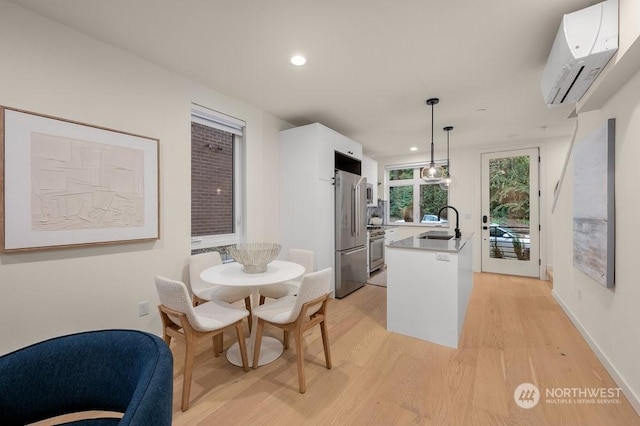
[213,333,223,357]
[182,333,197,411]
[283,330,290,349]
[259,295,266,305]
[295,328,306,393]
[162,330,172,347]
[244,297,253,333]
[235,322,249,372]
[320,319,332,369]
[252,319,265,369]
[158,309,172,346]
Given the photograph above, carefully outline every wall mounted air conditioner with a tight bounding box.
[541,0,618,106]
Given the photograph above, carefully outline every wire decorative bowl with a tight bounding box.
[228,243,281,274]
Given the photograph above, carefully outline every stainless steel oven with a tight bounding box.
[368,227,385,273]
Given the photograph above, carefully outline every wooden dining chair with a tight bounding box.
[259,248,314,304]
[154,276,250,411]
[189,251,253,331]
[252,267,332,393]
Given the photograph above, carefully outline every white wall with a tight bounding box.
[0,1,289,354]
[618,0,640,59]
[551,0,640,410]
[552,66,640,412]
[375,137,570,274]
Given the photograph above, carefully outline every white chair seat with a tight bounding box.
[259,248,313,302]
[257,281,299,300]
[194,285,253,304]
[252,295,297,324]
[191,301,249,331]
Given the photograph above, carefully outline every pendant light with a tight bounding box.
[421,98,443,182]
[439,126,457,190]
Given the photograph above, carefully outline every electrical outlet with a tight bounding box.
[138,301,149,317]
[436,252,450,261]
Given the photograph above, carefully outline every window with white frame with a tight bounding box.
[191,104,245,251]
[385,163,450,225]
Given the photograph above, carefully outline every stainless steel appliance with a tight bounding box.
[366,183,374,204]
[368,226,385,273]
[335,170,368,298]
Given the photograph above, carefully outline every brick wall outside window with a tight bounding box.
[191,122,234,236]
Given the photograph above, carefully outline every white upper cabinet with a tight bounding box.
[317,124,362,161]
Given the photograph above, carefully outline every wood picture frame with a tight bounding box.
[0,106,159,252]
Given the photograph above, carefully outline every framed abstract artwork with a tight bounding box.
[1,106,159,252]
[573,118,615,287]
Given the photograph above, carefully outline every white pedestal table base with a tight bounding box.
[226,336,284,367]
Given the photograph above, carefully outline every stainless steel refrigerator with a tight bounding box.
[334,170,368,298]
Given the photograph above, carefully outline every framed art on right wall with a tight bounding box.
[573,118,615,288]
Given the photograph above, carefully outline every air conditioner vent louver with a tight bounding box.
[541,0,618,106]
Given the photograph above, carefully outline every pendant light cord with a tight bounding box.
[446,129,450,176]
[430,103,435,166]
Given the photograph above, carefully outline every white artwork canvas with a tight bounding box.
[1,107,159,252]
[31,132,146,231]
[573,118,615,287]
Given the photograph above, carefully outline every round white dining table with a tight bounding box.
[200,260,305,367]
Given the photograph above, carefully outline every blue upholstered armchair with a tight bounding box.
[0,329,173,425]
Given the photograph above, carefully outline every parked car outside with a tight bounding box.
[421,214,448,224]
[489,223,530,259]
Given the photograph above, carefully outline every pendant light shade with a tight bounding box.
[439,126,457,190]
[421,98,444,182]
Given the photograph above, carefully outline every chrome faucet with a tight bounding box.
[438,206,461,239]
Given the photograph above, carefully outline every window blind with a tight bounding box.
[191,104,245,136]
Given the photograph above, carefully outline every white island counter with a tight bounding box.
[386,232,473,348]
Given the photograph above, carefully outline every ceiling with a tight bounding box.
[10,0,599,158]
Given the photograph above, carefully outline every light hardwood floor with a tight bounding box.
[165,273,639,425]
[35,273,640,425]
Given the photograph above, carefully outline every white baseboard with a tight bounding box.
[552,289,640,416]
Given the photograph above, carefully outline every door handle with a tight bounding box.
[351,186,357,236]
[482,215,488,223]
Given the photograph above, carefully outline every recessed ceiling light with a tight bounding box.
[290,55,306,66]
[410,146,418,151]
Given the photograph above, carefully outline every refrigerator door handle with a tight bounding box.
[351,185,356,236]
[342,246,367,255]
[355,184,360,236]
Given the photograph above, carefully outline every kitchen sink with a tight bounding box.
[419,231,454,240]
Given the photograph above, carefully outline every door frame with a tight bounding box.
[480,147,544,278]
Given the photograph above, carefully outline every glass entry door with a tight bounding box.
[481,148,540,277]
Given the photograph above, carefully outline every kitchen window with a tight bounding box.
[385,163,449,225]
[191,104,245,251]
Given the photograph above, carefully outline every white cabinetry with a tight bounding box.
[387,235,473,348]
[384,228,398,245]
[279,123,363,294]
[362,155,378,205]
[333,132,362,160]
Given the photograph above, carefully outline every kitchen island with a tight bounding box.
[386,232,473,348]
